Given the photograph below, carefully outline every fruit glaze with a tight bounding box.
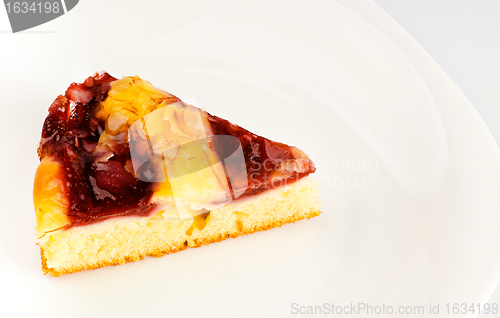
[37,72,315,227]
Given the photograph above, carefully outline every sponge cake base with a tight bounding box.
[39,176,321,276]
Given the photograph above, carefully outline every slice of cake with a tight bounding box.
[33,72,321,276]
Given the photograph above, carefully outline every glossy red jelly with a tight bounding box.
[37,73,315,227]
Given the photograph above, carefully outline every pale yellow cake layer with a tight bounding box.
[39,176,321,276]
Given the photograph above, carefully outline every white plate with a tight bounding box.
[1,1,499,317]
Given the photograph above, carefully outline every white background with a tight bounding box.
[373,1,500,313]
[0,1,499,317]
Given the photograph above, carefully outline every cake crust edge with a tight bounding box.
[40,209,320,277]
[40,176,321,276]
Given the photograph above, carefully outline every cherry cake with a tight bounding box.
[33,72,321,276]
